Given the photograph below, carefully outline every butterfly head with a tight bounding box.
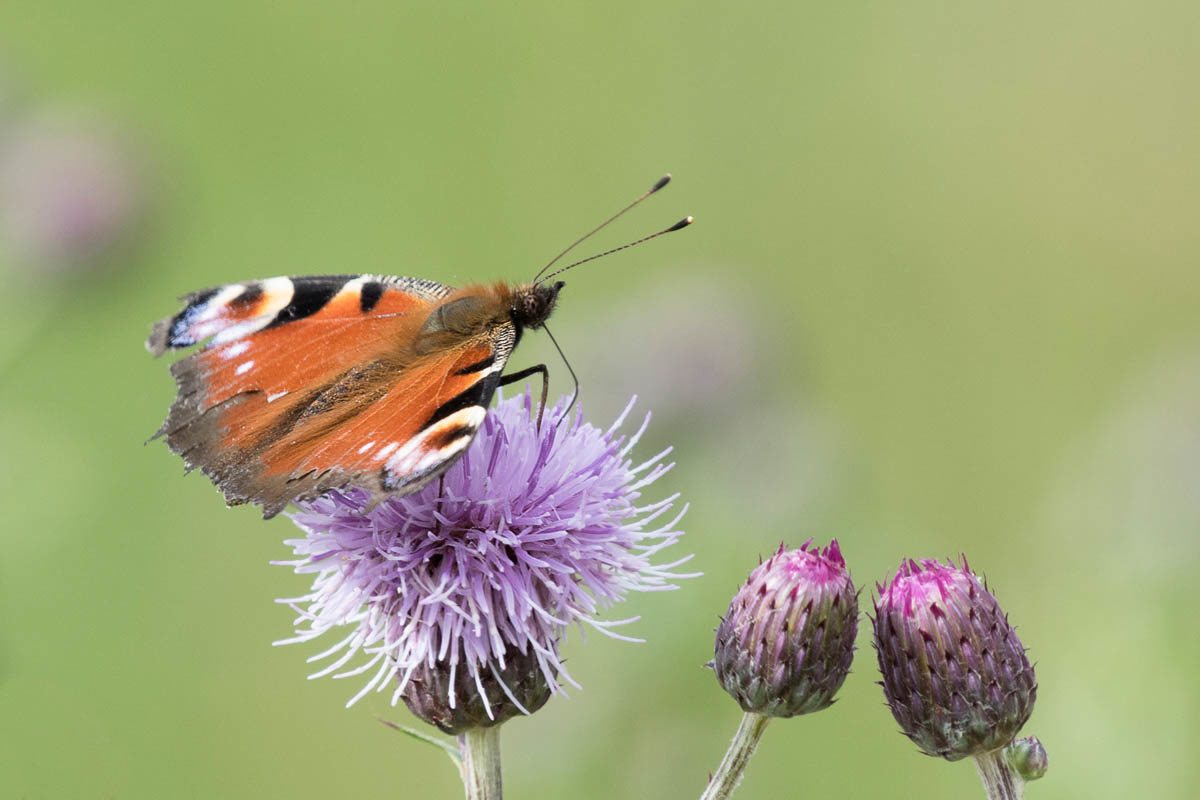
[510,281,563,330]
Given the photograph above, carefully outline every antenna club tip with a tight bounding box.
[651,174,672,193]
[668,216,694,232]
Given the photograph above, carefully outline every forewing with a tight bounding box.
[149,274,512,517]
[257,330,514,506]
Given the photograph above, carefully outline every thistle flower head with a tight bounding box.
[872,557,1037,760]
[275,393,691,725]
[713,540,858,717]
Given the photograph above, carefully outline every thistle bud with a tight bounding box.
[400,648,553,734]
[713,540,858,717]
[872,558,1037,760]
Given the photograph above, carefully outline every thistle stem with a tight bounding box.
[699,711,771,800]
[458,726,502,800]
[974,749,1025,800]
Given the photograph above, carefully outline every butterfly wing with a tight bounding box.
[149,275,517,517]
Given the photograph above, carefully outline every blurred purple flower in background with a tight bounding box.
[1048,347,1200,577]
[274,392,692,719]
[0,109,144,270]
[566,276,850,532]
[566,277,761,427]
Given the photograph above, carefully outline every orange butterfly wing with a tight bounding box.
[149,275,517,517]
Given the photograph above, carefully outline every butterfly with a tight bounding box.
[147,175,690,518]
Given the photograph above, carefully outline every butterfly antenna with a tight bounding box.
[543,324,579,429]
[537,215,693,285]
[533,174,675,284]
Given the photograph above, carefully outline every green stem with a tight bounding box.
[458,726,503,800]
[974,749,1025,800]
[453,729,501,796]
[699,712,771,800]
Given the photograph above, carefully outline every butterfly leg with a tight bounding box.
[435,474,447,532]
[498,364,549,429]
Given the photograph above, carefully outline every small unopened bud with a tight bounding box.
[401,649,553,734]
[713,540,858,717]
[873,557,1037,760]
[1005,736,1049,781]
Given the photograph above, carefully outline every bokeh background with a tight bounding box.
[2,2,1197,798]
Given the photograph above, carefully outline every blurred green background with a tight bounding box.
[2,2,1197,798]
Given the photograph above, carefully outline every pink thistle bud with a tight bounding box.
[713,540,858,717]
[872,557,1037,760]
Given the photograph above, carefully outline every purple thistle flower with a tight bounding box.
[872,557,1037,760]
[273,392,692,721]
